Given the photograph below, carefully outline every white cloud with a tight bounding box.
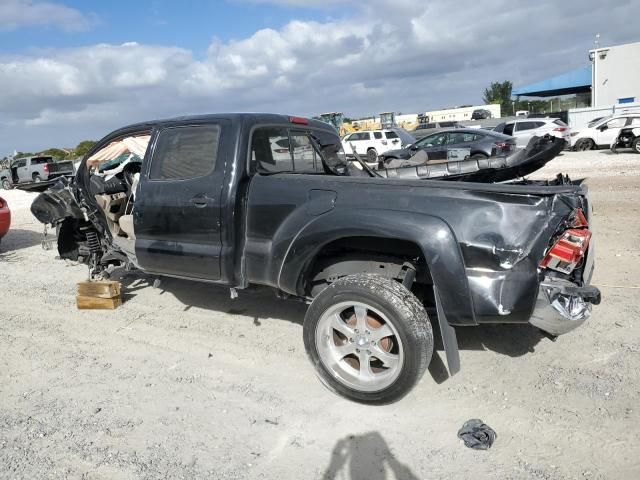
[0,0,93,32]
[0,0,636,152]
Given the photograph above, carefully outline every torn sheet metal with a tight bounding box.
[380,135,565,183]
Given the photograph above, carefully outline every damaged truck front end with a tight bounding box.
[31,127,149,278]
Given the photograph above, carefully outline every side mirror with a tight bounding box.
[600,125,608,131]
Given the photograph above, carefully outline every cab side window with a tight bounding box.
[150,125,220,180]
[290,131,318,173]
[251,127,323,174]
[251,127,292,173]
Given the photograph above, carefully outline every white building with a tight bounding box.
[420,104,501,122]
[590,41,640,107]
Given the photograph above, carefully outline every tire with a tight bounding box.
[33,174,42,183]
[470,153,488,160]
[303,273,433,404]
[1,178,12,190]
[575,139,594,151]
[632,137,640,154]
[367,148,378,163]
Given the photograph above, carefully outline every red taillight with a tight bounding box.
[289,116,309,125]
[553,127,567,132]
[540,229,591,274]
[540,208,591,274]
[495,141,512,150]
[43,163,49,172]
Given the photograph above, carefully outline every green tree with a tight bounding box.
[483,80,513,115]
[14,151,34,158]
[74,140,96,158]
[40,148,69,160]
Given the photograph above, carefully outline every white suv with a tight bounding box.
[571,114,640,151]
[494,118,571,148]
[342,129,414,163]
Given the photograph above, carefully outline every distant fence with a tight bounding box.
[568,103,640,130]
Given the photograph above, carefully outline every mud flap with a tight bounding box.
[434,286,460,376]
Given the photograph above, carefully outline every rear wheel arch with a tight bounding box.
[302,236,431,297]
[277,209,477,326]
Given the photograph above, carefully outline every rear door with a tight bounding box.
[135,121,230,280]
[513,121,538,147]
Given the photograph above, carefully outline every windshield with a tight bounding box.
[591,116,611,128]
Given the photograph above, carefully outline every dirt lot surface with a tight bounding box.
[1,150,639,479]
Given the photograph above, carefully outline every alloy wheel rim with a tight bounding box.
[315,301,404,392]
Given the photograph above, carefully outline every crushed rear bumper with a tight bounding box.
[529,277,601,336]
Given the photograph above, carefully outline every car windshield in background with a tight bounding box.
[392,128,416,145]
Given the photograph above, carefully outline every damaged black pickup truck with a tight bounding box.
[31,113,600,404]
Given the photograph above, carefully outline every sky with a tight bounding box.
[0,0,637,153]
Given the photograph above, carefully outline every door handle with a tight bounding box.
[190,195,211,208]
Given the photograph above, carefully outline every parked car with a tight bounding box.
[342,128,416,163]
[379,128,516,166]
[412,121,461,139]
[571,114,640,151]
[493,118,571,148]
[31,113,600,404]
[0,156,74,189]
[0,195,10,243]
[515,110,530,117]
[471,109,492,120]
[611,125,640,153]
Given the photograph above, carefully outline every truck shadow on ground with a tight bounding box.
[322,432,419,480]
[116,273,545,384]
[0,229,45,258]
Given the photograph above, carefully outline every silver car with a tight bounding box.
[493,118,571,148]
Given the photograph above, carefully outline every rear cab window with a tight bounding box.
[31,157,54,165]
[250,125,345,175]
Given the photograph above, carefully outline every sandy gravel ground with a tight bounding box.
[1,150,639,479]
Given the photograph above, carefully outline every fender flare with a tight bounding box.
[278,208,477,326]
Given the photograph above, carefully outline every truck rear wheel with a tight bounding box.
[632,137,640,154]
[303,273,433,404]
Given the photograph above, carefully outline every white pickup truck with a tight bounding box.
[1,156,74,190]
